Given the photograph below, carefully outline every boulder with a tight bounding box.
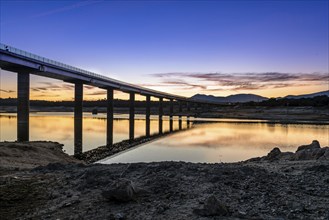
[296,140,320,152]
[193,195,229,216]
[266,147,281,161]
[102,178,137,202]
[294,147,329,160]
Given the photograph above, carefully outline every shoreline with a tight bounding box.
[1,111,329,125]
[1,105,328,122]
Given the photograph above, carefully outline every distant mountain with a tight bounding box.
[190,90,329,103]
[190,93,268,103]
[284,90,329,99]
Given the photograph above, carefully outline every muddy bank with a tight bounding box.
[0,141,329,219]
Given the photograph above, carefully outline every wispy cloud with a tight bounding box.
[31,1,104,18]
[86,91,107,96]
[1,0,103,25]
[0,89,15,93]
[33,94,61,98]
[139,79,207,90]
[32,82,74,92]
[148,72,328,92]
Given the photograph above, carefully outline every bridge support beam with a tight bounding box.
[106,88,114,146]
[145,95,151,137]
[129,92,135,142]
[17,72,30,142]
[169,99,174,132]
[178,101,182,130]
[187,102,190,127]
[74,82,83,154]
[158,97,163,134]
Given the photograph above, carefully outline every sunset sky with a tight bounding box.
[0,0,328,101]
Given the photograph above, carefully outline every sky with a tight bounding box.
[0,0,328,101]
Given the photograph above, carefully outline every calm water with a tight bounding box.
[1,113,328,163]
[0,113,187,155]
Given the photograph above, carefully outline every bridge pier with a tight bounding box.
[106,88,114,146]
[178,101,182,130]
[17,72,30,142]
[169,99,174,132]
[145,95,151,137]
[74,82,83,154]
[187,102,191,127]
[129,92,135,142]
[158,97,163,134]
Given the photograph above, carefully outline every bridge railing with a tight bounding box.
[0,43,117,81]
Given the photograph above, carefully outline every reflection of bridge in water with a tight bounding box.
[77,118,193,163]
[0,44,218,153]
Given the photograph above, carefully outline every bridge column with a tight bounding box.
[17,72,30,142]
[169,99,174,132]
[74,82,83,154]
[129,92,135,142]
[178,101,182,130]
[187,101,191,127]
[106,88,114,146]
[158,97,163,134]
[145,95,151,137]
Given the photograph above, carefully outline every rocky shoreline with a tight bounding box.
[0,141,329,219]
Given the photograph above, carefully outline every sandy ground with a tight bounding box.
[0,141,329,220]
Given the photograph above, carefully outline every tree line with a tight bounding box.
[244,95,329,107]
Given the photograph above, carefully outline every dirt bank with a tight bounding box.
[0,141,328,220]
[199,106,329,122]
[0,141,83,175]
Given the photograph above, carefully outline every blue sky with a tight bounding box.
[0,0,328,99]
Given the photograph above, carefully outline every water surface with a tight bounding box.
[100,122,329,163]
[1,113,328,162]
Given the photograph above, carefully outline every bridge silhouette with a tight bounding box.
[0,43,217,153]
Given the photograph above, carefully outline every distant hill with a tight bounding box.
[284,90,329,99]
[190,93,268,103]
[190,90,329,103]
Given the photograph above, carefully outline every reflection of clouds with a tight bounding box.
[159,129,255,149]
[154,122,329,152]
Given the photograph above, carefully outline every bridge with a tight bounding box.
[0,43,217,153]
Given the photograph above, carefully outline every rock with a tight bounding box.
[102,178,137,202]
[266,147,281,161]
[294,147,328,160]
[296,140,320,152]
[193,195,229,216]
